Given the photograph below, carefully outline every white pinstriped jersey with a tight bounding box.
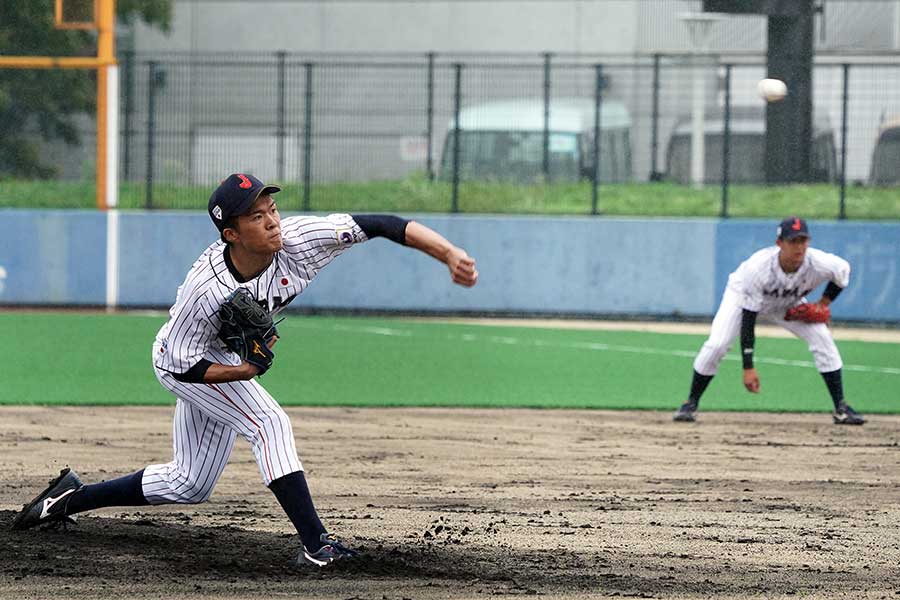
[726,246,850,315]
[155,214,367,375]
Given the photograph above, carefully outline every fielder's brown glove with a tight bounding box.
[218,288,277,375]
[784,302,831,324]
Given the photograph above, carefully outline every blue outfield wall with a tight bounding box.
[0,210,106,304]
[1,209,897,322]
[114,213,717,316]
[117,212,220,307]
[295,216,717,316]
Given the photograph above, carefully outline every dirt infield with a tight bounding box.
[1,406,899,600]
[427,317,900,343]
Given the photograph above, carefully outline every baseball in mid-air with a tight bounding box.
[758,78,788,102]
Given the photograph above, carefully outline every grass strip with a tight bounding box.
[1,177,898,219]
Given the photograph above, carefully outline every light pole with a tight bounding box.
[680,13,719,188]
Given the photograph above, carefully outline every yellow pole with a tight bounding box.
[0,57,112,68]
[0,2,117,207]
[96,0,116,210]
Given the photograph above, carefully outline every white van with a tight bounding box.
[665,106,837,184]
[869,116,900,186]
[439,98,632,183]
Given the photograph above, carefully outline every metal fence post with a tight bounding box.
[187,55,196,191]
[145,60,158,210]
[451,63,462,213]
[302,62,313,213]
[122,50,134,181]
[839,63,849,220]
[426,52,435,181]
[650,53,661,180]
[276,51,286,182]
[721,64,732,218]
[542,52,552,182]
[591,64,603,216]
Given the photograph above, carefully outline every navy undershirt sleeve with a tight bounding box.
[352,214,409,245]
[740,309,757,369]
[823,282,844,302]
[172,358,214,383]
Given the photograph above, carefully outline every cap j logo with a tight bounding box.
[237,174,252,189]
[212,205,223,220]
[792,218,802,231]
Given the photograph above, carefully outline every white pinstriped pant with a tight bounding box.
[693,288,843,376]
[142,344,302,505]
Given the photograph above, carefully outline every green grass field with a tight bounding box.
[1,177,898,219]
[3,313,897,413]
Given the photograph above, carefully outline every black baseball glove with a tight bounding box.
[218,288,277,376]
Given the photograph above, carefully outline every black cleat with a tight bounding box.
[673,401,698,423]
[833,402,866,425]
[296,533,359,567]
[11,468,84,531]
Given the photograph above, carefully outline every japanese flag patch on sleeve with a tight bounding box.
[336,228,355,245]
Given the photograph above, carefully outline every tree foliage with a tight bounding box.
[0,1,171,178]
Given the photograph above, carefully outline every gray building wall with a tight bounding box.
[131,1,640,54]
[131,1,900,55]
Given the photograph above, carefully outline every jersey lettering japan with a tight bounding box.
[155,214,367,375]
[726,246,850,315]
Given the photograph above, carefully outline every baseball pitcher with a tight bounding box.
[12,173,479,567]
[674,217,864,425]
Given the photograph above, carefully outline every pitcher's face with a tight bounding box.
[228,195,282,253]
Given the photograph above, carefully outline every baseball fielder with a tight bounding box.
[673,217,865,425]
[12,173,478,566]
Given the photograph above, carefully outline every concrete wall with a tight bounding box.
[1,210,897,322]
[130,1,900,55]
[132,1,640,54]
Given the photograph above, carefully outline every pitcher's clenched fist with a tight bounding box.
[447,248,478,287]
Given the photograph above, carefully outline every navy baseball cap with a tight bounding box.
[777,216,810,240]
[208,173,281,231]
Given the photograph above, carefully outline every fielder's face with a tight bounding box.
[776,235,810,273]
[229,195,283,254]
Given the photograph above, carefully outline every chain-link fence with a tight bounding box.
[3,51,899,218]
